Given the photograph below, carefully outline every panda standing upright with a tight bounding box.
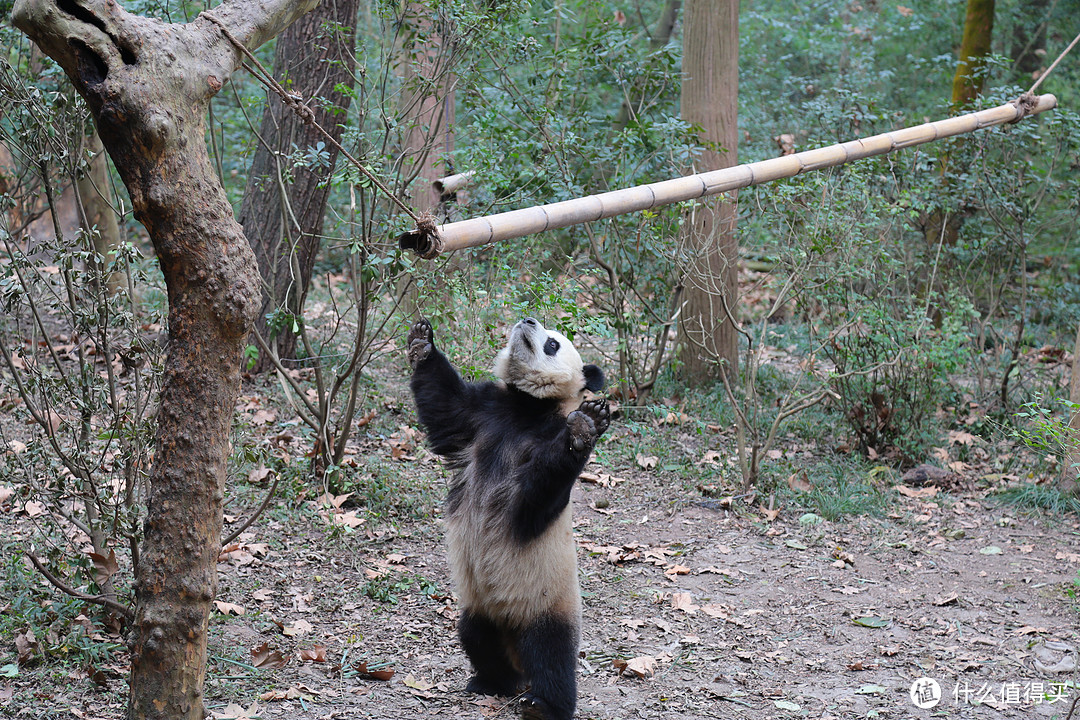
[407,317,609,720]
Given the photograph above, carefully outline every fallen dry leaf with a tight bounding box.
[635,454,658,470]
[615,655,656,678]
[210,701,260,720]
[895,484,938,499]
[282,619,313,637]
[670,592,699,614]
[213,601,245,616]
[15,628,37,664]
[251,642,288,669]
[785,471,812,493]
[88,550,119,584]
[297,644,327,663]
[353,661,395,681]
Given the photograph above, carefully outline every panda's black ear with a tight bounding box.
[583,364,605,392]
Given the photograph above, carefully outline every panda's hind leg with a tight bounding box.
[458,610,522,696]
[517,614,577,720]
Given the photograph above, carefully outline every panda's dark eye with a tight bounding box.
[543,337,560,357]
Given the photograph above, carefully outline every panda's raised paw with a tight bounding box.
[407,318,435,369]
[576,398,610,437]
[567,398,608,453]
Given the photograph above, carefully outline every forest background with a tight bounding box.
[1,0,1080,718]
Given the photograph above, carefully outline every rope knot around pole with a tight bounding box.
[1009,92,1040,122]
[398,212,443,259]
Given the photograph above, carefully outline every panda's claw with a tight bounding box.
[407,318,435,369]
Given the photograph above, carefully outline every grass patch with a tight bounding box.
[796,461,890,521]
[995,482,1080,515]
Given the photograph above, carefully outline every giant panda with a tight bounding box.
[406,316,609,720]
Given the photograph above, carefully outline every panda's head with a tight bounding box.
[494,318,604,409]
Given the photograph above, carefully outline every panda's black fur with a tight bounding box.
[407,317,609,720]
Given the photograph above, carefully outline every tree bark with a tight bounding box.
[399,2,456,211]
[924,0,995,248]
[952,0,996,110]
[10,1,318,718]
[1010,0,1049,79]
[75,132,123,295]
[612,0,682,133]
[1062,321,1080,495]
[239,0,359,372]
[677,0,739,384]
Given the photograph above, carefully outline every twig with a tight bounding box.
[221,470,283,547]
[26,551,134,620]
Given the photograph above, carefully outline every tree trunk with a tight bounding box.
[399,2,456,211]
[75,132,123,295]
[952,0,996,110]
[1062,321,1080,495]
[925,0,995,248]
[1010,0,1049,79]
[11,2,318,719]
[677,0,740,384]
[239,0,360,372]
[612,0,682,133]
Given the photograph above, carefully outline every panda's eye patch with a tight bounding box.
[543,337,560,357]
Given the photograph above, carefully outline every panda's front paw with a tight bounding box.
[567,398,608,453]
[578,398,610,437]
[407,318,435,369]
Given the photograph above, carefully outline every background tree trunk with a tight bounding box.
[75,132,123,295]
[952,0,996,110]
[1010,0,1049,79]
[612,0,682,133]
[239,0,360,372]
[677,0,740,384]
[1062,321,1080,495]
[399,2,456,211]
[924,0,995,248]
[11,1,318,718]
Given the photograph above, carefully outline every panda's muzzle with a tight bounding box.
[514,317,541,354]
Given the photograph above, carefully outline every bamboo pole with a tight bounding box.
[399,94,1057,257]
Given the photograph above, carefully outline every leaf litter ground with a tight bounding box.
[3,378,1080,720]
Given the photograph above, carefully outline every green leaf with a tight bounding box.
[852,616,891,628]
[0,663,18,678]
[856,684,887,695]
[979,546,1003,555]
[773,700,801,711]
[784,539,808,550]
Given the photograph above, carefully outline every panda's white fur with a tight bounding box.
[407,317,608,720]
[493,321,589,414]
[446,468,581,629]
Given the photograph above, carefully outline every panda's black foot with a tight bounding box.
[407,318,434,369]
[567,398,609,453]
[465,675,519,697]
[519,693,572,720]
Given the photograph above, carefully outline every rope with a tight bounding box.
[201,12,443,258]
[1027,28,1080,95]
[1009,28,1078,122]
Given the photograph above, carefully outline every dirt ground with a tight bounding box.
[7,410,1078,720]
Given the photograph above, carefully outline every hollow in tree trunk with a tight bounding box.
[11,1,319,718]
